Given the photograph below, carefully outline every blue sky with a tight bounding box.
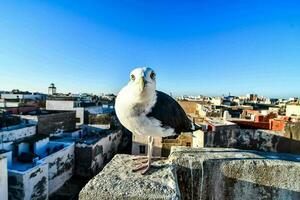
[0,0,299,98]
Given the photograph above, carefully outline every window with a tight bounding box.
[186,142,191,147]
[76,118,81,123]
[139,145,146,154]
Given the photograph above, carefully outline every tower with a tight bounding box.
[48,83,57,95]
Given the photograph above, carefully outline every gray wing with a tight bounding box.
[146,91,193,134]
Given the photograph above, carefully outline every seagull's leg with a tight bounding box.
[132,136,153,174]
[132,137,149,162]
[141,136,153,174]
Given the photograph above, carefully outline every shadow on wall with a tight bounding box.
[205,129,300,155]
[117,127,132,155]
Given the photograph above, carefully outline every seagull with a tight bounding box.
[115,67,196,174]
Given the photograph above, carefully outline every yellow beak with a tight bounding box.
[139,77,145,92]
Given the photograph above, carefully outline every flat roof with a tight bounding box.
[207,118,236,126]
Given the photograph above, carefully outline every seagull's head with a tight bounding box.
[127,67,156,99]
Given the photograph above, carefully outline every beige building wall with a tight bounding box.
[132,131,204,157]
[192,130,204,148]
[286,105,300,117]
[132,134,162,157]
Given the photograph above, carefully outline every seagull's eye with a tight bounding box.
[150,72,156,80]
[130,74,135,81]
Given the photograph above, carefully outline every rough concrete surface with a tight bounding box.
[170,147,300,200]
[79,147,300,200]
[79,154,179,200]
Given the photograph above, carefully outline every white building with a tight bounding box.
[46,98,85,125]
[46,97,103,125]
[74,127,122,177]
[0,153,8,200]
[192,130,204,148]
[196,104,211,118]
[6,135,74,199]
[210,97,222,106]
[286,104,300,117]
[0,93,44,101]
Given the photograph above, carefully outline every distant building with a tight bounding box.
[196,104,221,118]
[132,130,204,157]
[286,103,300,117]
[0,153,8,200]
[75,128,122,177]
[0,117,75,199]
[0,92,45,102]
[192,130,205,148]
[132,134,163,157]
[177,100,198,116]
[2,135,74,200]
[20,110,76,135]
[46,95,102,125]
[206,118,239,132]
[246,93,258,101]
[269,117,288,131]
[0,90,45,114]
[48,83,57,95]
[210,97,222,106]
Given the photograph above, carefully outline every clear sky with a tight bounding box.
[0,0,299,98]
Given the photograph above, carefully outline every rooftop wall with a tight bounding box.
[75,130,122,177]
[40,141,75,194]
[0,125,36,143]
[204,129,300,154]
[37,111,76,135]
[8,162,48,200]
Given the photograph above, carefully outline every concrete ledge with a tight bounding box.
[170,147,300,200]
[79,148,300,200]
[79,154,179,200]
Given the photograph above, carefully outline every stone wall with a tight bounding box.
[79,147,300,200]
[37,111,76,135]
[204,128,300,154]
[75,130,122,177]
[285,122,300,141]
[0,125,36,143]
[170,147,300,200]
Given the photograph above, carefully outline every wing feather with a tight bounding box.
[146,91,193,134]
